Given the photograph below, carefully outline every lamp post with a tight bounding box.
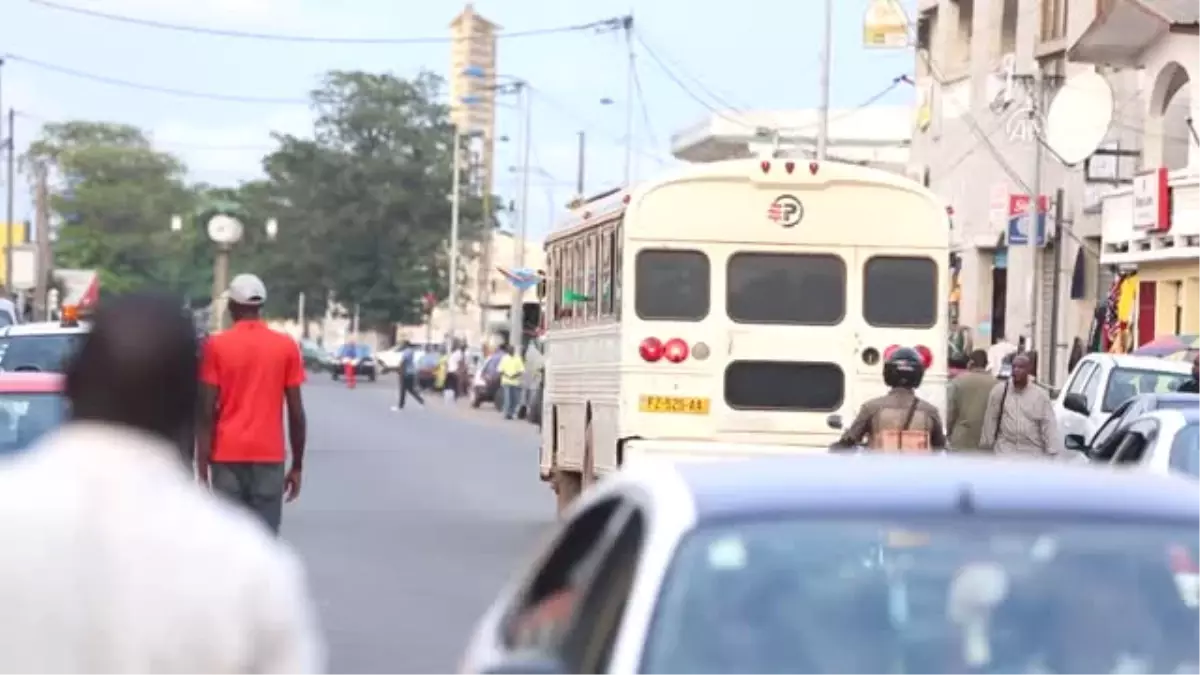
[182,210,278,333]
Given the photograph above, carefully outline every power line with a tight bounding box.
[632,28,745,113]
[26,0,616,44]
[629,52,660,154]
[634,33,745,127]
[4,53,310,104]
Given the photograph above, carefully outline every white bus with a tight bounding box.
[540,158,950,510]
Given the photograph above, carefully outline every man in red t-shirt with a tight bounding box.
[197,274,307,534]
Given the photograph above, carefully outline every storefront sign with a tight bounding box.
[1132,167,1170,232]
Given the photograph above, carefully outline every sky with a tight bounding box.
[2,0,916,241]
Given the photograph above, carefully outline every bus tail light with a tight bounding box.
[639,337,664,362]
[784,161,795,174]
[663,338,689,363]
[760,160,770,173]
[915,344,934,368]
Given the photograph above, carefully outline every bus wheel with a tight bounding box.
[553,470,581,516]
[582,413,596,486]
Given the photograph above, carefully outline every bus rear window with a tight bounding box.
[635,249,710,321]
[724,361,844,411]
[727,253,845,325]
[864,256,938,328]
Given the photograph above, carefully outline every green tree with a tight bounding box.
[23,121,202,297]
[262,70,487,332]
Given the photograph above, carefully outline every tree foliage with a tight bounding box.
[27,69,488,329]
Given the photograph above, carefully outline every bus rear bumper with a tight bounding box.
[621,438,832,468]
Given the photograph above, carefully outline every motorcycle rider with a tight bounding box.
[834,347,947,450]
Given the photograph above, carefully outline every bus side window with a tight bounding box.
[572,239,584,324]
[599,228,613,318]
[612,222,622,319]
[586,233,599,322]
[548,247,561,325]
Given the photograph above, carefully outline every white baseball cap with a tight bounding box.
[227,273,267,306]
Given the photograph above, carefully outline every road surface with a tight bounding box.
[284,376,552,673]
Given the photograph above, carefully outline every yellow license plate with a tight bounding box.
[639,396,710,414]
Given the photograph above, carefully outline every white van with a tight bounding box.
[1055,353,1193,445]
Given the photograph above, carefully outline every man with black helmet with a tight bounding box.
[834,346,947,450]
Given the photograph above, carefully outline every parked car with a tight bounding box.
[331,344,377,382]
[1054,353,1192,446]
[461,454,1200,674]
[0,372,68,456]
[298,339,334,373]
[1064,392,1199,464]
[1068,405,1200,477]
[375,344,407,374]
[415,351,441,390]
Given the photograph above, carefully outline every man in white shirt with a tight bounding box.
[445,343,465,402]
[0,293,324,673]
[986,331,1018,377]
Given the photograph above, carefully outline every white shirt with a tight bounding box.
[447,349,464,373]
[0,422,324,673]
[986,340,1018,375]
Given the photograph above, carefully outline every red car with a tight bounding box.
[0,372,68,456]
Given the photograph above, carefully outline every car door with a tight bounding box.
[1057,361,1097,440]
[1079,362,1108,439]
[1085,399,1134,461]
[1110,418,1158,468]
[465,494,634,672]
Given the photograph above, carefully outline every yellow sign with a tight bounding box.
[639,395,710,415]
[863,0,910,48]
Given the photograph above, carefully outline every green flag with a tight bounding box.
[562,289,591,303]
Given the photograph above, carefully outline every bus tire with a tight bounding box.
[554,470,582,516]
[582,407,596,486]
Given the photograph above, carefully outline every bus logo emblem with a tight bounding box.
[768,195,803,227]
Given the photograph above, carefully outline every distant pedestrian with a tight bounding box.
[393,340,425,409]
[986,331,1018,377]
[0,292,324,672]
[197,274,308,536]
[498,343,525,420]
[946,349,995,450]
[444,342,464,402]
[1177,355,1199,394]
[980,353,1059,458]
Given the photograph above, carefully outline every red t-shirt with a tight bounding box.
[199,320,305,463]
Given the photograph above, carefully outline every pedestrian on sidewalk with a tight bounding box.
[197,274,308,536]
[980,353,1060,458]
[0,292,324,672]
[498,343,525,420]
[394,340,425,410]
[946,349,995,450]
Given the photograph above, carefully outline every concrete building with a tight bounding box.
[907,0,1166,383]
[1070,0,1198,342]
[671,105,912,173]
[399,230,545,347]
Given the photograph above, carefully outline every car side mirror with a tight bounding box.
[1064,433,1088,452]
[481,653,565,674]
[826,414,843,430]
[1062,392,1090,416]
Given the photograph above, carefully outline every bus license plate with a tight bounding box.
[639,396,710,414]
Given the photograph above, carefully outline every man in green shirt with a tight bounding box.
[946,350,995,450]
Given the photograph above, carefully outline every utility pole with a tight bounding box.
[4,107,14,297]
[34,162,49,321]
[447,125,462,349]
[1048,188,1065,383]
[1025,66,1045,373]
[816,0,833,160]
[622,15,635,184]
[576,131,586,196]
[508,82,532,354]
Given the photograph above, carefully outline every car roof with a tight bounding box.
[1085,353,1193,372]
[1138,392,1200,406]
[674,454,1199,522]
[0,321,91,337]
[1139,408,1200,425]
[0,372,66,393]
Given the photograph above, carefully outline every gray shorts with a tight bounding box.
[210,462,286,535]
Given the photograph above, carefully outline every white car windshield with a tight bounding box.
[0,334,86,373]
[1170,423,1199,477]
[0,393,68,455]
[1103,367,1191,412]
[642,517,1198,674]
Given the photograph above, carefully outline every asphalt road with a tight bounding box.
[283,375,553,673]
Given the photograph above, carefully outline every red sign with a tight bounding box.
[1132,167,1170,232]
[1007,194,1049,217]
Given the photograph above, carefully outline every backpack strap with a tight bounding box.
[901,397,921,431]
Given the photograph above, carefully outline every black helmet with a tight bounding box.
[884,347,926,389]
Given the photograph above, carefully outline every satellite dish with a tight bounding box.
[206,214,244,245]
[1044,70,1115,166]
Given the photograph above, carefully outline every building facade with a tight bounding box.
[908,0,1160,383]
[1070,0,1198,343]
[670,106,912,174]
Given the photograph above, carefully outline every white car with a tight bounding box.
[1054,353,1192,446]
[376,345,407,373]
[460,454,1199,674]
[0,319,91,373]
[1070,403,1200,605]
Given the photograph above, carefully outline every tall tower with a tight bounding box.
[448,3,499,336]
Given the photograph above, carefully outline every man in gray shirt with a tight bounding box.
[980,353,1059,457]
